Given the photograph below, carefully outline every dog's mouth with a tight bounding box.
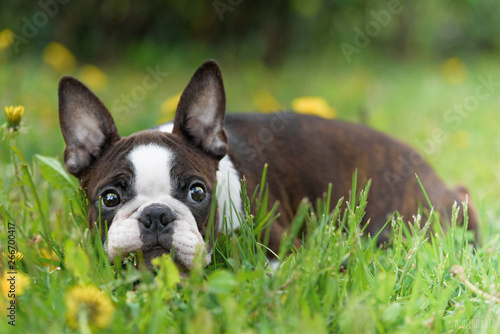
[115,228,209,272]
[140,245,169,269]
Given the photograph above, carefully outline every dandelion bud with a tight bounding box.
[4,105,25,130]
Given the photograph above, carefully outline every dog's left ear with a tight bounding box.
[173,60,227,158]
[59,76,120,177]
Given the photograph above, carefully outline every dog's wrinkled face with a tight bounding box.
[85,133,220,269]
[59,60,227,269]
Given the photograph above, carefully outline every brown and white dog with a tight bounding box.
[58,60,477,269]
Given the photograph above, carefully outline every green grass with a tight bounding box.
[1,53,500,333]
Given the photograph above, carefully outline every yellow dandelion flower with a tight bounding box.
[4,105,25,130]
[42,42,77,73]
[252,90,282,113]
[1,271,31,299]
[291,96,337,119]
[3,250,23,264]
[0,29,14,50]
[65,285,114,330]
[441,57,467,85]
[158,92,182,123]
[80,64,107,91]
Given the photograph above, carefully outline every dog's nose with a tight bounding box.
[139,204,176,232]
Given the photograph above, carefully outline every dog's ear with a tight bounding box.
[59,76,120,177]
[173,60,227,158]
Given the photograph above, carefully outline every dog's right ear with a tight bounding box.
[58,76,120,177]
[173,60,227,158]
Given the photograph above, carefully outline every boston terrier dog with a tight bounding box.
[58,60,478,270]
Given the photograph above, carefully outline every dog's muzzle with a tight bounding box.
[139,203,177,266]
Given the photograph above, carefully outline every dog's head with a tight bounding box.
[59,60,227,269]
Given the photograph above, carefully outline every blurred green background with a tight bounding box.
[1,0,499,228]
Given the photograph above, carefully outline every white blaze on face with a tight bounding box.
[106,144,210,268]
[130,144,172,197]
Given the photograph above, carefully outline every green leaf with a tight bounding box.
[375,272,396,303]
[381,303,402,328]
[35,257,61,267]
[0,178,13,220]
[152,254,181,291]
[207,270,237,296]
[35,154,78,190]
[64,239,92,282]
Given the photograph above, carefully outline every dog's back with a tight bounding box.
[224,113,478,249]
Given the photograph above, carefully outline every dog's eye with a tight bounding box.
[102,192,121,207]
[189,184,205,203]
